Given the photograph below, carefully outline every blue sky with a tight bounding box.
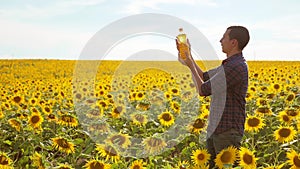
[0,0,299,60]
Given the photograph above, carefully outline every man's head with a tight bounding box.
[227,26,250,51]
[220,26,250,56]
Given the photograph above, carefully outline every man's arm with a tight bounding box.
[176,39,206,96]
[190,56,204,80]
[186,58,206,96]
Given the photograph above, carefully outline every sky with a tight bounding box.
[0,0,300,61]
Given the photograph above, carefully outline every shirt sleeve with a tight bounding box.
[201,65,243,96]
[203,67,219,81]
[201,66,224,96]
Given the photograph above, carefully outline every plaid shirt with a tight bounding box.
[201,53,248,136]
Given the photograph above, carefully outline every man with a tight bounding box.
[176,26,250,168]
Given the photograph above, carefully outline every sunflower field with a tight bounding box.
[0,59,299,169]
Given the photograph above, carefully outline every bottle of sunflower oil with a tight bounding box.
[177,28,189,60]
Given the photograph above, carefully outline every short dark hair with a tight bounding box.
[227,26,250,50]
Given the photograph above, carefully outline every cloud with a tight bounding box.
[0,0,106,19]
[0,18,92,59]
[121,0,217,14]
[252,14,300,41]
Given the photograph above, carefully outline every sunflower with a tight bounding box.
[164,91,172,101]
[274,126,297,143]
[29,97,38,106]
[96,144,120,162]
[8,118,21,132]
[30,152,45,169]
[142,137,167,154]
[84,159,111,169]
[189,118,207,134]
[278,111,292,124]
[116,92,126,101]
[244,115,265,132]
[266,92,276,99]
[200,104,210,114]
[130,113,148,126]
[57,114,78,127]
[111,104,126,118]
[136,102,151,111]
[191,148,210,166]
[256,98,269,106]
[199,110,209,120]
[255,106,272,116]
[238,147,258,169]
[41,105,52,114]
[56,163,74,169]
[0,152,13,169]
[263,164,285,169]
[11,95,24,105]
[246,92,253,101]
[28,112,44,129]
[285,108,300,119]
[129,159,146,169]
[215,146,237,169]
[286,149,300,169]
[157,110,175,127]
[2,102,11,110]
[97,99,110,110]
[272,83,281,91]
[169,87,180,96]
[176,160,190,169]
[285,92,295,104]
[106,133,131,149]
[52,137,75,154]
[47,113,58,122]
[170,101,180,114]
[135,91,146,101]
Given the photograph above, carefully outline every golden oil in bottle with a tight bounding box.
[177,28,189,59]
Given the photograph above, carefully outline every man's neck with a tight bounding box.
[226,50,242,58]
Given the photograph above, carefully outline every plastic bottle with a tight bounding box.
[177,28,189,59]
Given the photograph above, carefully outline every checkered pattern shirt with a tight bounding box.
[201,53,248,136]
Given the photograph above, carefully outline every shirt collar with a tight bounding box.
[222,52,243,65]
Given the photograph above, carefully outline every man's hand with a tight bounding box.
[176,39,193,67]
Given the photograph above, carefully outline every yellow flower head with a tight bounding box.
[142,136,167,154]
[28,112,44,129]
[215,146,237,169]
[130,113,148,126]
[58,114,78,127]
[245,115,265,132]
[191,148,210,166]
[84,159,111,169]
[106,133,131,149]
[111,104,126,118]
[274,126,297,143]
[52,137,75,154]
[96,144,120,163]
[130,159,146,169]
[158,110,175,127]
[286,149,300,169]
[0,152,13,169]
[189,118,207,134]
[238,147,258,169]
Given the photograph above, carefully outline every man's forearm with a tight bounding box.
[188,62,204,96]
[191,57,204,79]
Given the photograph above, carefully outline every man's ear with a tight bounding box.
[232,39,238,47]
